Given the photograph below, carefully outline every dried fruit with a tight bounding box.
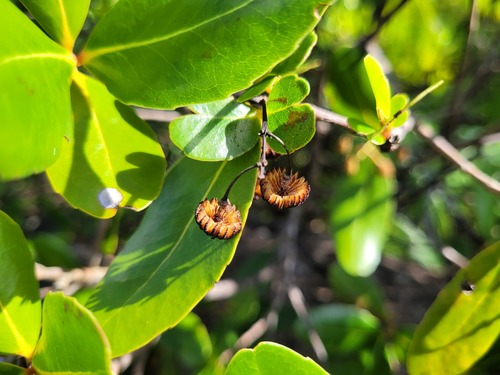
[260,168,310,209]
[195,198,242,239]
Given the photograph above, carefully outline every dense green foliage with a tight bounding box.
[0,0,499,374]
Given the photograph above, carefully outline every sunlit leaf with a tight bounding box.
[225,341,329,375]
[389,93,410,128]
[266,75,315,153]
[0,211,41,359]
[237,76,278,103]
[20,0,90,49]
[0,1,74,180]
[32,292,112,375]
[86,146,260,357]
[170,98,261,161]
[80,0,332,108]
[329,157,396,276]
[364,54,391,124]
[46,72,166,218]
[347,118,386,145]
[407,240,500,375]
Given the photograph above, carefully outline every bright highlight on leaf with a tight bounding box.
[46,72,166,219]
[364,55,391,124]
[0,211,41,359]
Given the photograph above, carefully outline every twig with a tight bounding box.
[415,124,500,194]
[441,246,469,269]
[36,263,107,295]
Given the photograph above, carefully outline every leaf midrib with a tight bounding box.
[97,158,228,329]
[83,0,254,61]
[0,52,74,68]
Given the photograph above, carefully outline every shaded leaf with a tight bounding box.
[329,157,396,276]
[32,292,112,375]
[329,264,386,318]
[407,240,500,375]
[29,232,80,268]
[267,75,315,153]
[80,0,332,108]
[294,304,381,356]
[364,54,391,124]
[0,363,26,375]
[225,341,329,375]
[0,211,40,359]
[20,0,90,49]
[46,72,166,218]
[170,98,261,161]
[86,146,260,357]
[0,1,74,180]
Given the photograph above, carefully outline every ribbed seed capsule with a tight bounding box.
[260,168,310,209]
[195,198,242,239]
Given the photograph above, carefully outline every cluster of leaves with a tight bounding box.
[1,0,500,374]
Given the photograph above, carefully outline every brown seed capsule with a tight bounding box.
[194,198,242,239]
[260,168,310,209]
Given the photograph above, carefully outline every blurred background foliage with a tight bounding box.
[1,0,499,374]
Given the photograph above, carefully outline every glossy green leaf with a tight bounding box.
[329,157,396,276]
[266,75,315,153]
[20,0,90,50]
[0,1,75,181]
[32,292,112,375]
[170,98,261,161]
[80,0,332,109]
[272,32,318,75]
[0,211,40,359]
[364,54,391,124]
[46,72,166,219]
[294,304,380,356]
[86,146,260,357]
[225,341,329,375]
[389,93,410,128]
[407,240,500,375]
[0,363,26,375]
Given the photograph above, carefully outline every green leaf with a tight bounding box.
[389,93,410,128]
[159,313,213,370]
[329,157,396,276]
[30,233,80,268]
[407,240,500,375]
[225,341,329,375]
[266,75,315,153]
[80,0,332,109]
[329,264,386,318]
[0,363,26,375]
[364,54,391,124]
[347,118,386,145]
[32,292,112,375]
[20,0,90,50]
[0,211,40,359]
[0,1,75,181]
[169,98,261,161]
[237,76,278,103]
[272,32,318,75]
[46,72,166,219]
[86,146,260,357]
[294,304,380,356]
